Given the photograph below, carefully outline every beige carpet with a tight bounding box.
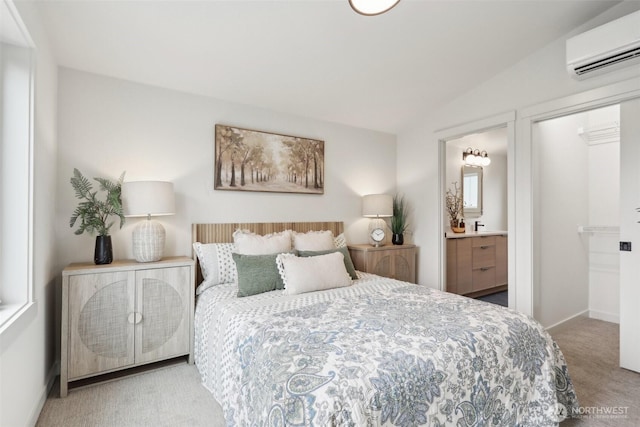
[36,361,225,427]
[551,317,640,427]
[37,316,640,426]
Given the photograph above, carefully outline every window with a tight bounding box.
[0,0,35,331]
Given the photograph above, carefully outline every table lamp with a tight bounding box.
[121,181,175,262]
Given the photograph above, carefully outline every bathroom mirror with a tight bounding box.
[462,165,483,218]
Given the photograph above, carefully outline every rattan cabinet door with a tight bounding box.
[134,266,191,365]
[68,271,135,379]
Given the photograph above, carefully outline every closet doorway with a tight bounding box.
[533,104,620,327]
[532,99,640,373]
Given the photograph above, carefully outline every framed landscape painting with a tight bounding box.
[214,125,324,194]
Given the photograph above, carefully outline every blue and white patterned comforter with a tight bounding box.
[194,273,577,426]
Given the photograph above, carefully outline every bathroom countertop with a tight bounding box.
[445,230,508,238]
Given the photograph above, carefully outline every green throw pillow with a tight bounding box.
[298,246,358,279]
[232,252,288,297]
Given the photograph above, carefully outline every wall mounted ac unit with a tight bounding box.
[566,10,640,79]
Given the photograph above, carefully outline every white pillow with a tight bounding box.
[276,252,351,295]
[293,230,335,251]
[192,242,237,294]
[233,229,292,255]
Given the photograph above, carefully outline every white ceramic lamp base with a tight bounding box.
[132,219,166,262]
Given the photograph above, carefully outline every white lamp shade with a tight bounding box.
[362,194,393,217]
[349,0,400,15]
[122,181,175,217]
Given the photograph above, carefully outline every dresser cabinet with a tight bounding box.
[61,257,195,396]
[447,235,507,296]
[348,244,417,283]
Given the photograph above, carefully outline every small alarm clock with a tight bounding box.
[370,227,386,246]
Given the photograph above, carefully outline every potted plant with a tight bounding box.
[390,194,409,245]
[69,168,126,264]
[445,182,465,233]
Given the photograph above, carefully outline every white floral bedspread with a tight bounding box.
[194,273,577,426]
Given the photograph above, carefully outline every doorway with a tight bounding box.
[437,111,515,308]
[533,104,620,328]
[531,98,640,373]
[445,128,509,306]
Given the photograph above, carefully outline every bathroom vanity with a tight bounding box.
[446,231,507,297]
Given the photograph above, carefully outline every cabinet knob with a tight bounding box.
[127,312,143,324]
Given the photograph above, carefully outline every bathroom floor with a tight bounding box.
[476,291,508,307]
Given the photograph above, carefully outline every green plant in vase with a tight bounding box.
[69,168,126,264]
[391,194,409,245]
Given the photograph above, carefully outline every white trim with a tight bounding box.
[0,0,36,334]
[0,301,37,353]
[437,136,446,291]
[437,111,516,303]
[545,309,589,332]
[26,361,59,427]
[434,111,516,140]
[520,76,640,120]
[27,36,35,306]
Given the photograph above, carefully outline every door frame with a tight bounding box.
[436,76,640,317]
[519,77,640,318]
[436,111,516,307]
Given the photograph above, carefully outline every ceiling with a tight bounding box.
[34,0,620,134]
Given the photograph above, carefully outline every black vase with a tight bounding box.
[392,233,404,245]
[94,235,113,265]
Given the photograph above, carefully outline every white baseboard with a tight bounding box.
[589,310,620,324]
[545,310,589,332]
[27,361,58,427]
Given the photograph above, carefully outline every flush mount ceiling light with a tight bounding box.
[349,0,400,16]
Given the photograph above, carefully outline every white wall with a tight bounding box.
[534,113,589,328]
[397,1,640,298]
[1,2,59,426]
[56,68,397,272]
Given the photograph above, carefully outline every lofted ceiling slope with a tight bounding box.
[34,0,620,134]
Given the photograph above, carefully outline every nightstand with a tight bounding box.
[60,256,195,397]
[348,244,417,283]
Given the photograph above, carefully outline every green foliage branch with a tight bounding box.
[69,168,126,236]
[391,193,409,234]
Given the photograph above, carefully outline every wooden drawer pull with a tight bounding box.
[480,267,490,271]
[480,245,490,249]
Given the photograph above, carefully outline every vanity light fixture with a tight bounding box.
[463,148,491,167]
[349,0,400,16]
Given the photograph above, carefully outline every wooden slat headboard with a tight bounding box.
[191,221,344,286]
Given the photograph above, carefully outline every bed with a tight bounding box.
[192,222,578,426]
